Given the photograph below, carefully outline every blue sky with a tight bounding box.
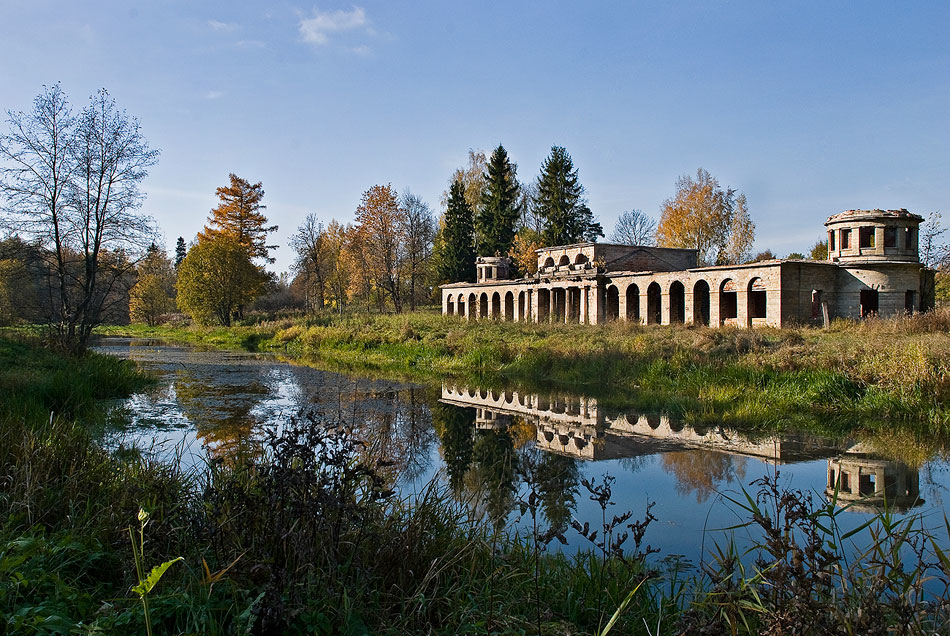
[2,1,948,274]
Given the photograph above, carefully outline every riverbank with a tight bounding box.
[99,308,950,434]
[3,335,949,634]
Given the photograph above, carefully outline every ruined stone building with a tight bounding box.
[441,209,935,327]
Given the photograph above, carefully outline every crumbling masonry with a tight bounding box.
[441,209,935,327]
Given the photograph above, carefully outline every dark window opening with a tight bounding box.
[750,291,767,318]
[626,285,640,322]
[859,227,875,249]
[859,473,875,496]
[860,289,879,318]
[884,227,897,248]
[905,290,916,313]
[840,471,851,492]
[605,286,619,322]
[720,279,738,322]
[841,229,852,249]
[647,283,662,324]
[670,282,686,323]
[811,289,823,319]
[829,232,836,251]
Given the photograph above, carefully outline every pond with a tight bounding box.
[95,337,950,574]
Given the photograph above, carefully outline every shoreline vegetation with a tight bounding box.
[97,308,950,436]
[3,327,950,633]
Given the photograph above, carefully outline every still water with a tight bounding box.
[95,337,950,570]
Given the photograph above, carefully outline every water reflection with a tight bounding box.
[440,383,925,515]
[98,338,436,478]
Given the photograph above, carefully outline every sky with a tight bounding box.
[2,1,948,274]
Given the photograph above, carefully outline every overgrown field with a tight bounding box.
[3,335,950,634]
[100,308,950,434]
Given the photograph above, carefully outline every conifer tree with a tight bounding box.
[437,177,477,283]
[174,237,187,268]
[535,146,602,246]
[198,174,278,263]
[477,144,521,256]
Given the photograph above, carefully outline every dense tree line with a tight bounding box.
[7,84,942,334]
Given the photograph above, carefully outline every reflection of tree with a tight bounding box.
[174,368,270,458]
[532,451,579,534]
[468,429,518,528]
[661,449,747,504]
[432,402,476,493]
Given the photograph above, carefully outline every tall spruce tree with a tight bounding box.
[477,144,521,256]
[535,146,603,246]
[174,236,187,268]
[438,177,477,283]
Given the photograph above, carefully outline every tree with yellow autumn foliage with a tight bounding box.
[198,173,278,263]
[354,184,407,312]
[129,243,176,326]
[656,168,755,266]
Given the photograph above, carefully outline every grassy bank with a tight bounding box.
[100,308,950,434]
[3,335,950,634]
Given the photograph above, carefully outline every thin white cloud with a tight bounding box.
[203,90,224,100]
[208,20,239,33]
[235,40,267,49]
[349,44,372,57]
[299,7,367,46]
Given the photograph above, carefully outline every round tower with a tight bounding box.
[824,209,923,264]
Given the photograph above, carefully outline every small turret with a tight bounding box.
[824,209,923,264]
[476,256,511,283]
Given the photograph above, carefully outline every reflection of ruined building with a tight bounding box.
[442,210,934,327]
[826,453,923,513]
[440,385,843,463]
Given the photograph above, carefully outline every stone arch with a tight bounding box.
[669,281,686,323]
[491,291,501,317]
[467,293,477,321]
[748,277,767,320]
[605,285,620,321]
[693,280,710,326]
[647,282,662,324]
[719,278,738,324]
[479,293,489,319]
[574,253,588,265]
[446,298,455,315]
[543,256,555,270]
[626,284,640,322]
[504,291,514,320]
[558,254,570,267]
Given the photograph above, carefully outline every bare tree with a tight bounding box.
[921,212,949,270]
[0,85,158,351]
[291,213,329,312]
[400,191,435,310]
[610,209,657,246]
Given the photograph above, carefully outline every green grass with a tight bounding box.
[2,334,949,634]
[98,308,950,436]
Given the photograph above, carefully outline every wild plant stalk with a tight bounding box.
[129,508,182,636]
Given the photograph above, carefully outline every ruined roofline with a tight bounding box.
[825,208,924,225]
[533,242,697,255]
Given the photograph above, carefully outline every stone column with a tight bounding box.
[640,292,649,325]
[565,287,574,323]
[737,290,750,328]
[580,286,588,324]
[661,290,671,325]
[590,284,602,324]
[549,288,556,323]
[875,227,885,256]
[710,290,721,327]
[685,288,694,325]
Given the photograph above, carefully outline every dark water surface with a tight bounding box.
[95,337,950,572]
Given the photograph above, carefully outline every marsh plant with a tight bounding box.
[679,472,950,635]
